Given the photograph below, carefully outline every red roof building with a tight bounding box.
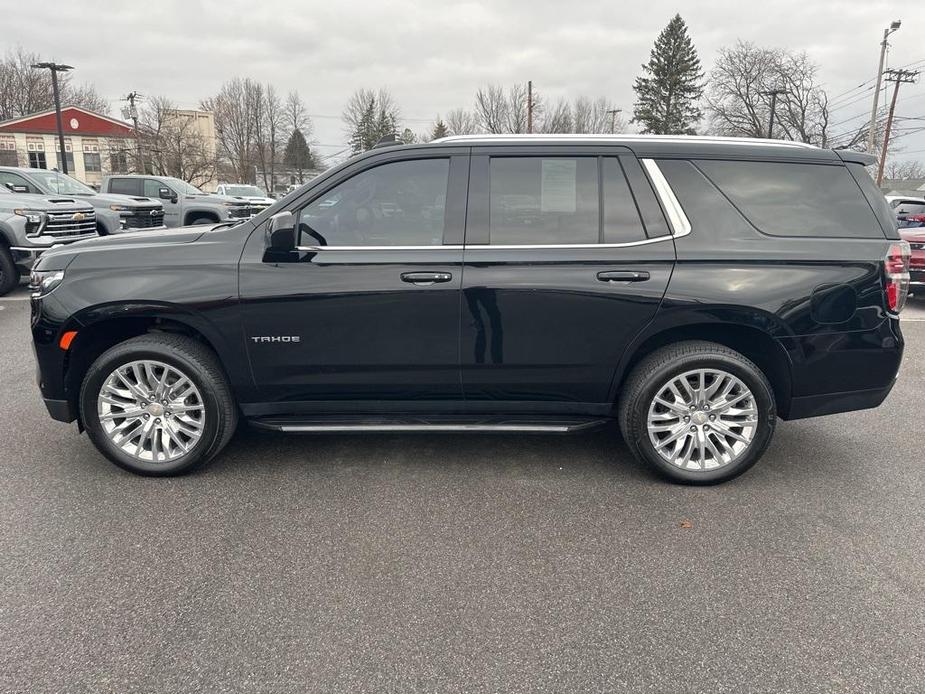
[0,106,137,188]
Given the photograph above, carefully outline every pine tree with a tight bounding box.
[284,128,314,182]
[632,15,704,135]
[431,118,448,140]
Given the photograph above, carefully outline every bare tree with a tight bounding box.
[202,77,260,183]
[572,96,625,133]
[539,98,573,133]
[705,42,829,146]
[284,91,311,140]
[474,85,509,133]
[445,107,479,135]
[0,46,110,120]
[138,96,215,187]
[884,159,925,180]
[342,88,400,153]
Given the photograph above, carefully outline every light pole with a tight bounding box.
[606,108,622,134]
[867,20,901,154]
[31,61,73,174]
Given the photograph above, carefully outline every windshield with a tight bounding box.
[224,185,265,197]
[29,170,96,195]
[164,177,205,195]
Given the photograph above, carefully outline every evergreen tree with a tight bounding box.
[284,128,314,182]
[632,15,704,135]
[431,118,448,140]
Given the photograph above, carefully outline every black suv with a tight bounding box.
[30,135,909,483]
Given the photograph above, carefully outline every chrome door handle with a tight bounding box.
[401,271,453,285]
[597,270,650,282]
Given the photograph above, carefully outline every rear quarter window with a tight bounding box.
[695,160,883,239]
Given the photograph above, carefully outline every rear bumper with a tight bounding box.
[784,380,896,420]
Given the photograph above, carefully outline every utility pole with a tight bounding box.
[606,108,622,134]
[868,20,902,154]
[122,91,144,172]
[527,80,533,134]
[30,61,73,174]
[877,68,919,185]
[761,89,787,139]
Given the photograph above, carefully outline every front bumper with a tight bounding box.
[43,397,76,422]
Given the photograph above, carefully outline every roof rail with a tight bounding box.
[431,133,819,150]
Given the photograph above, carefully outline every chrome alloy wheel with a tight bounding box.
[97,360,205,463]
[646,368,758,471]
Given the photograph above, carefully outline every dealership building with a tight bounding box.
[0,106,139,189]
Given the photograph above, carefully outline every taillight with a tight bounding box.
[909,214,925,223]
[884,241,911,314]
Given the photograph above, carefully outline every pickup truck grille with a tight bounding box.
[228,206,251,219]
[44,209,97,239]
[123,208,165,229]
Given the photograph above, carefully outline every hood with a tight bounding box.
[34,225,212,271]
[79,192,163,209]
[0,191,95,212]
[194,194,249,206]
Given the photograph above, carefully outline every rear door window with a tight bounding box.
[488,157,599,245]
[696,160,882,238]
[108,178,141,196]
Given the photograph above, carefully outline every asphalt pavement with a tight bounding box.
[1,282,924,693]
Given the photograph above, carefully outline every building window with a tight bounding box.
[28,151,47,169]
[84,152,102,172]
[110,151,128,174]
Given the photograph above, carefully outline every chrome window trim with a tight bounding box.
[296,245,464,252]
[293,159,692,251]
[641,158,692,238]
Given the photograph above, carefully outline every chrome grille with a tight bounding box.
[123,207,165,229]
[44,209,97,239]
[228,206,251,219]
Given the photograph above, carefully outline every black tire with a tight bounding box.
[79,334,237,476]
[0,245,18,297]
[618,340,776,485]
[188,216,217,226]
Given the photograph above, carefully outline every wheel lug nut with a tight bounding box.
[689,426,696,432]
[704,425,710,431]
[689,405,695,411]
[709,414,716,421]
[683,416,690,422]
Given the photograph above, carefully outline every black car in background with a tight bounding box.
[29,135,909,484]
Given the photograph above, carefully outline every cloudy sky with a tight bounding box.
[9,0,925,164]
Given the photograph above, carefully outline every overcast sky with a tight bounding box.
[9,0,925,164]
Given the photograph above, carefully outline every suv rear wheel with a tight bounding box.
[619,341,776,484]
[79,334,237,476]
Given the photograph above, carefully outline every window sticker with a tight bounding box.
[540,159,577,213]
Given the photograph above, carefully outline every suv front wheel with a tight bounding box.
[79,334,237,476]
[619,341,776,484]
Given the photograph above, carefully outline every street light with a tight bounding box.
[866,20,901,154]
[30,62,73,174]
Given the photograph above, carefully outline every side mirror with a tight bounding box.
[9,184,29,194]
[265,211,296,253]
[158,187,176,202]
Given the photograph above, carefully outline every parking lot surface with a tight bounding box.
[1,284,924,693]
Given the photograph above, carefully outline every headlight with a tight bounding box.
[109,204,128,212]
[14,208,47,236]
[223,201,244,207]
[29,269,65,298]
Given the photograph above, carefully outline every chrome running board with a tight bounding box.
[249,416,608,434]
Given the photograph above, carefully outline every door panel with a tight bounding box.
[239,152,468,406]
[460,149,675,405]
